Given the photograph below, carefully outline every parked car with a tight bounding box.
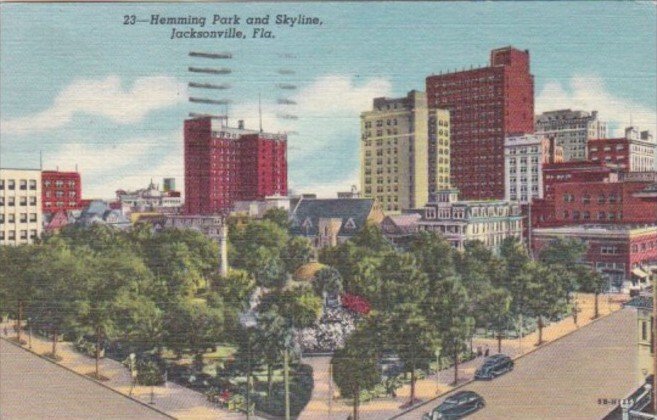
[474,354,514,380]
[422,391,485,419]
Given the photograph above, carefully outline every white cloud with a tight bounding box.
[228,74,392,140]
[2,76,187,135]
[44,131,181,199]
[536,74,657,136]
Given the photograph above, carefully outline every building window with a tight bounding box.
[8,197,15,207]
[8,231,15,240]
[20,230,27,240]
[29,197,37,206]
[20,213,27,223]
[29,180,37,190]
[30,229,37,240]
[0,179,4,190]
[8,180,15,190]
[19,197,27,206]
[29,213,37,222]
[582,194,591,204]
[642,321,648,341]
[19,179,27,190]
[8,214,15,223]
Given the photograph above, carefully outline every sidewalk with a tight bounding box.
[0,321,244,420]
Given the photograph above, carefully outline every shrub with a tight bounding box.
[341,293,371,315]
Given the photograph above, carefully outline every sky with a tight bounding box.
[1,1,656,199]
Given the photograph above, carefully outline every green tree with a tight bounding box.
[213,269,256,312]
[262,207,290,229]
[387,304,438,405]
[163,299,224,368]
[28,240,89,357]
[282,236,313,274]
[577,266,607,319]
[0,244,38,343]
[479,287,512,353]
[331,327,381,420]
[431,277,472,385]
[112,291,164,354]
[371,252,428,313]
[408,231,456,282]
[527,264,569,345]
[76,249,154,378]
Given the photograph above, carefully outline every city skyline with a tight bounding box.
[1,2,656,198]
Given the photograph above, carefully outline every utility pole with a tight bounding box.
[650,268,657,414]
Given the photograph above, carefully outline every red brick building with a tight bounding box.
[542,161,613,201]
[41,170,82,214]
[426,46,534,200]
[531,179,656,228]
[588,128,656,172]
[532,225,657,291]
[184,117,287,215]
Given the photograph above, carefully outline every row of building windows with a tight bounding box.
[562,193,622,204]
[0,179,38,190]
[0,196,38,206]
[562,210,621,221]
[0,213,38,223]
[0,230,38,241]
[43,180,76,188]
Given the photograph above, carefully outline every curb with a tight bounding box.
[388,307,624,419]
[1,336,176,420]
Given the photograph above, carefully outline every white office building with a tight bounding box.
[0,168,42,245]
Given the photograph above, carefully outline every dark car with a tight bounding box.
[474,354,514,380]
[422,391,485,420]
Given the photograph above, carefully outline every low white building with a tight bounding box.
[115,179,183,213]
[231,195,291,219]
[0,168,42,245]
[418,189,523,252]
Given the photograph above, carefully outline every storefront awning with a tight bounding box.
[632,268,649,278]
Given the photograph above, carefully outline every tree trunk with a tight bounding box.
[95,326,101,379]
[497,332,502,353]
[536,317,543,346]
[353,383,359,420]
[52,326,58,357]
[410,367,416,405]
[593,292,600,319]
[453,351,459,385]
[267,364,273,407]
[16,300,23,343]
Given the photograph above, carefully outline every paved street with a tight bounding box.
[0,324,244,419]
[0,338,170,419]
[396,308,639,419]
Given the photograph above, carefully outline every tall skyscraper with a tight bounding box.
[426,46,535,200]
[360,91,450,213]
[535,109,607,162]
[184,117,287,215]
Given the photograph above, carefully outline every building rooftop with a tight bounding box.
[533,224,657,236]
[290,198,376,237]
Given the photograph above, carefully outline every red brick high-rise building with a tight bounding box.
[184,117,287,215]
[426,46,534,200]
[41,170,82,214]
